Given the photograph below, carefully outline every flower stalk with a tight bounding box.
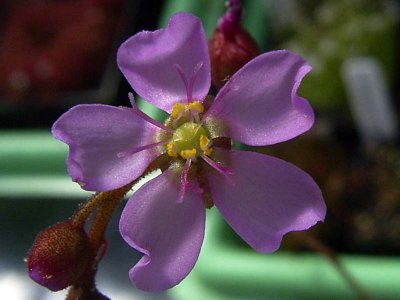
[71,193,108,229]
[66,181,136,299]
[88,183,133,250]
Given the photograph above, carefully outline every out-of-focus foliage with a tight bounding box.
[273,0,398,111]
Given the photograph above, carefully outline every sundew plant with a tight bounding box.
[27,1,326,298]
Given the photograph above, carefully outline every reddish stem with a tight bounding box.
[66,182,134,299]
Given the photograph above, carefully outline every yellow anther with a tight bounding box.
[199,135,210,150]
[200,134,213,156]
[171,103,186,119]
[187,101,204,114]
[180,148,197,159]
[167,141,178,157]
[203,148,213,156]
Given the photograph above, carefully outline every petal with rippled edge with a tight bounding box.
[52,104,160,191]
[205,50,314,146]
[117,13,210,113]
[206,148,326,253]
[119,168,205,291]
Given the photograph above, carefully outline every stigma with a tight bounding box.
[167,122,212,160]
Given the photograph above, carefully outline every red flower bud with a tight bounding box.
[209,26,259,88]
[208,0,259,87]
[208,0,259,88]
[27,220,94,291]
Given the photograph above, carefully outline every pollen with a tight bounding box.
[170,101,204,122]
[187,101,204,114]
[171,103,186,119]
[200,135,213,156]
[167,141,178,157]
[180,148,197,159]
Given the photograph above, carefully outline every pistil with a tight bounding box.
[167,121,212,159]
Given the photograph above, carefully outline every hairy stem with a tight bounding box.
[65,162,164,299]
[88,182,133,250]
[72,193,109,228]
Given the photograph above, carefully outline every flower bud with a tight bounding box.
[208,0,259,87]
[27,220,93,291]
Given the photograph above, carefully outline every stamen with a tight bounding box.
[180,148,197,160]
[177,158,192,203]
[188,101,204,123]
[128,93,174,133]
[199,135,212,156]
[200,153,235,185]
[203,148,213,156]
[167,141,178,157]
[117,140,168,158]
[171,103,186,120]
[187,101,204,114]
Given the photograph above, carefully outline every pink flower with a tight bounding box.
[52,13,326,291]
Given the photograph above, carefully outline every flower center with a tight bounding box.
[162,102,232,204]
[167,122,212,159]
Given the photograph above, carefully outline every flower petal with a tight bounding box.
[206,148,326,253]
[205,50,314,146]
[119,168,205,291]
[117,12,210,112]
[52,104,160,191]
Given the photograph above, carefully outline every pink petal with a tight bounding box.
[206,148,326,253]
[117,12,210,113]
[52,104,160,191]
[119,168,205,291]
[205,50,314,146]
